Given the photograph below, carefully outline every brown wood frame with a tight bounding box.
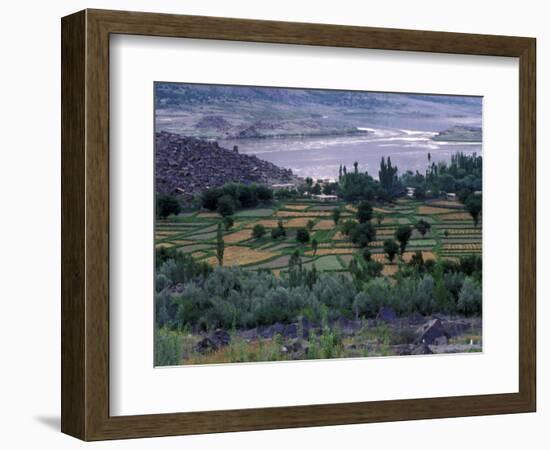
[61,8,536,441]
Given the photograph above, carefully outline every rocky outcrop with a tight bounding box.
[415,318,448,345]
[155,131,298,199]
[195,329,231,354]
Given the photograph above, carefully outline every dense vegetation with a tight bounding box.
[156,247,481,334]
[200,182,274,216]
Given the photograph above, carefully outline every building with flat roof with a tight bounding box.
[311,194,338,202]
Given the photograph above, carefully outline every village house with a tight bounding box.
[311,194,338,202]
[271,183,295,190]
[406,186,416,198]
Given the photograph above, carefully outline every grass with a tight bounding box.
[235,208,275,217]
[302,255,343,271]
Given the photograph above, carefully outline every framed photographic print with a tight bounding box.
[61,9,536,440]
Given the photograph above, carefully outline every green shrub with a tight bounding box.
[457,277,482,315]
[154,328,182,366]
[252,224,266,239]
[296,227,310,244]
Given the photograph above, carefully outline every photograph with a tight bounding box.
[153,82,483,366]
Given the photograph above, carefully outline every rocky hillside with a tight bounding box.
[156,131,298,199]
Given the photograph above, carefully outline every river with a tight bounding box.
[220,127,482,181]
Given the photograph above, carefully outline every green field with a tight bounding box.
[155,197,481,276]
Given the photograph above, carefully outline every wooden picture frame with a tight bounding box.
[61,9,536,441]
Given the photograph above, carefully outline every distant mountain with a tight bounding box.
[156,132,299,199]
[155,83,481,110]
[155,83,482,140]
[432,126,482,142]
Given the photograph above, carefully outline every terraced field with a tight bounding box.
[156,197,481,277]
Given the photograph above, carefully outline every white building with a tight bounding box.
[311,194,338,202]
[271,183,295,190]
[406,186,416,198]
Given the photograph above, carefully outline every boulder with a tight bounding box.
[433,335,448,346]
[240,328,259,341]
[335,317,361,336]
[411,343,434,355]
[211,329,231,347]
[283,324,298,339]
[195,329,230,354]
[195,337,217,354]
[377,306,397,323]
[259,322,286,339]
[442,320,471,337]
[415,318,448,344]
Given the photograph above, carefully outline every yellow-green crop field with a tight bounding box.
[156,198,481,277]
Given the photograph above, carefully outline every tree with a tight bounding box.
[223,216,234,230]
[378,156,398,195]
[306,219,315,231]
[216,194,235,217]
[271,220,286,239]
[236,184,258,208]
[414,185,426,199]
[383,239,399,263]
[376,212,384,226]
[395,225,412,255]
[341,219,357,236]
[356,200,373,223]
[311,238,318,256]
[201,188,221,211]
[415,219,431,236]
[252,224,266,239]
[409,250,424,268]
[305,177,313,188]
[349,222,376,248]
[465,195,482,228]
[255,184,274,203]
[156,194,181,219]
[296,228,310,244]
[362,248,372,262]
[323,183,336,195]
[311,183,322,195]
[216,223,224,266]
[332,208,341,225]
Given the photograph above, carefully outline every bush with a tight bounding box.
[154,328,181,366]
[156,194,181,219]
[201,183,273,212]
[271,220,286,239]
[415,219,431,236]
[457,277,482,315]
[296,227,310,244]
[252,224,266,239]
